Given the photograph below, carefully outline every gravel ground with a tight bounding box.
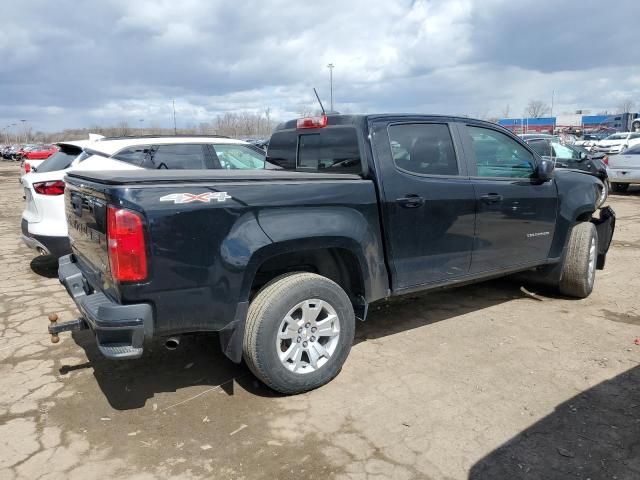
[1,162,639,480]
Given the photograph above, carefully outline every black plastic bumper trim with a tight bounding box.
[58,254,153,359]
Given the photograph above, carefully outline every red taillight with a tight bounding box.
[107,205,147,282]
[24,162,31,173]
[603,155,609,166]
[297,115,328,129]
[33,180,65,195]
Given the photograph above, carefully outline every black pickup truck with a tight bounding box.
[53,114,615,394]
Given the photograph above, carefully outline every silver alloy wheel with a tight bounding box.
[587,236,597,288]
[276,299,341,374]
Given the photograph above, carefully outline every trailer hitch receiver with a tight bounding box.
[48,313,88,343]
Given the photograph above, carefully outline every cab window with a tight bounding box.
[467,126,535,178]
[387,123,459,176]
[268,128,362,174]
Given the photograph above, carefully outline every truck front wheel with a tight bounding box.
[558,222,598,298]
[243,272,355,394]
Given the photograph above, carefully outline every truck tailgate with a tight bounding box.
[65,177,111,291]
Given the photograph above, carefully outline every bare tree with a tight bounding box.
[500,104,511,118]
[525,100,551,118]
[116,121,130,136]
[617,98,635,113]
[296,104,317,117]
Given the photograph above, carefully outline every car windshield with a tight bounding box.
[212,144,266,169]
[551,141,582,159]
[36,145,83,172]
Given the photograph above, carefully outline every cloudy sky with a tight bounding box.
[1,0,639,132]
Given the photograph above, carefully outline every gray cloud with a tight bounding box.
[1,0,638,132]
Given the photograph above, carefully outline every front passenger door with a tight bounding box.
[461,125,558,273]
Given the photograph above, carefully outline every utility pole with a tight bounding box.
[326,63,334,112]
[172,99,177,135]
[550,89,555,118]
[20,119,27,143]
[139,119,145,135]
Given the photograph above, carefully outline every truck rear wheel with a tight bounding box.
[558,222,598,298]
[243,272,355,394]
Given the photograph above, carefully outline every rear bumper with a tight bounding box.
[607,168,640,184]
[21,218,71,256]
[58,254,153,359]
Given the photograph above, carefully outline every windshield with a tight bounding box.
[551,141,582,159]
[35,145,82,172]
[213,144,266,169]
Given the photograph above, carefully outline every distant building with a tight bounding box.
[498,117,555,134]
[498,112,639,134]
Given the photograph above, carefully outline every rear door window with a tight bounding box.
[147,144,208,169]
[212,144,265,169]
[387,123,459,176]
[112,145,153,167]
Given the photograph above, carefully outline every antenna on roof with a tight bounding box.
[313,88,326,116]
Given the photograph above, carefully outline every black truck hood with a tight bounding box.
[66,169,362,185]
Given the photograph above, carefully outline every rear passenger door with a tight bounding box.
[459,124,558,273]
[371,120,476,290]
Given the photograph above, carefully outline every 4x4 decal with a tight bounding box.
[159,192,232,204]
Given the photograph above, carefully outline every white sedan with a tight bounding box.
[593,132,640,154]
[607,144,640,193]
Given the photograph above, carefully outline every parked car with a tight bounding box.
[523,135,609,206]
[20,145,59,174]
[21,141,96,256]
[21,136,266,258]
[73,135,266,172]
[51,114,615,394]
[605,144,640,193]
[592,132,640,154]
[575,132,612,150]
[2,145,20,160]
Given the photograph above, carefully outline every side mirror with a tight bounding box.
[579,152,587,160]
[535,159,554,182]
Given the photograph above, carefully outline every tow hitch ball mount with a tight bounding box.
[48,313,87,343]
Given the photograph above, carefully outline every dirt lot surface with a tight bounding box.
[1,162,639,479]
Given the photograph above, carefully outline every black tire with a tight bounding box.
[611,182,629,193]
[243,272,355,394]
[558,222,598,298]
[633,121,640,132]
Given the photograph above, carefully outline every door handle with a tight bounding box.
[480,193,503,204]
[397,194,425,208]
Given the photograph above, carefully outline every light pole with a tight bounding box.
[326,63,335,112]
[139,119,145,135]
[11,123,17,144]
[172,99,177,135]
[20,119,27,143]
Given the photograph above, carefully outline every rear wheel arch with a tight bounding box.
[244,241,370,317]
